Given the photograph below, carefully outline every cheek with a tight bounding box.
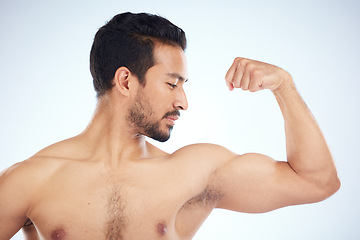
[151,102,168,117]
[142,84,174,112]
[147,93,173,109]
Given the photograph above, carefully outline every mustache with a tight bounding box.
[163,110,180,119]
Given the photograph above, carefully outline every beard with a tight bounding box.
[127,93,177,142]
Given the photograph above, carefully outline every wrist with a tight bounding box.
[272,71,294,96]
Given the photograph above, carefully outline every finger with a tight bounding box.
[225,58,240,83]
[226,82,234,91]
[249,70,264,92]
[240,66,250,90]
[225,57,244,89]
[232,62,244,88]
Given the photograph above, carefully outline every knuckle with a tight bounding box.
[246,61,256,70]
[234,57,242,63]
[251,68,262,79]
[239,58,248,66]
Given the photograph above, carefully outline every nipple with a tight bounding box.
[51,228,66,240]
[157,222,168,235]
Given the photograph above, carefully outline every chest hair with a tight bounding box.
[105,187,128,240]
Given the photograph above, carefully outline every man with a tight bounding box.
[0,12,340,240]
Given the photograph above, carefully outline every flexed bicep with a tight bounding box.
[213,153,326,213]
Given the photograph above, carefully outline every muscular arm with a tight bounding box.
[214,58,340,213]
[274,75,339,193]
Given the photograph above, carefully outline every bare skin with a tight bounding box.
[0,44,340,240]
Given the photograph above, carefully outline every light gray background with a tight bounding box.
[1,0,359,239]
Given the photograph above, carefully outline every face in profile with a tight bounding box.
[127,44,188,142]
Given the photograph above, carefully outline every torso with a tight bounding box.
[22,140,225,240]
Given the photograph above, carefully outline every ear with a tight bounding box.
[113,67,132,96]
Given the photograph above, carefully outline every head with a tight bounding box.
[90,12,187,98]
[90,13,188,142]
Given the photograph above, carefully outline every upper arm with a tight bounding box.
[0,162,34,239]
[213,153,326,213]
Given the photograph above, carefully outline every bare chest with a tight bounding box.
[27,164,218,240]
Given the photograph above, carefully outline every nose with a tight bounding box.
[173,88,188,111]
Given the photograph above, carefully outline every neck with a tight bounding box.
[78,96,150,166]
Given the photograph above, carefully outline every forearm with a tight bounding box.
[273,77,340,192]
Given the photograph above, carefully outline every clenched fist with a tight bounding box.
[225,57,292,93]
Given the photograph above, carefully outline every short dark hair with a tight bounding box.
[90,12,187,97]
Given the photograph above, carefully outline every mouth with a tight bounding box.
[163,110,180,125]
[165,115,179,125]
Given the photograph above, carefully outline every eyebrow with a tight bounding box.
[167,72,188,82]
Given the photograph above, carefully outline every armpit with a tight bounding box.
[181,186,224,210]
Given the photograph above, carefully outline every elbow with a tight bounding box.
[327,168,341,196]
[329,175,341,196]
[316,173,341,202]
[302,169,341,204]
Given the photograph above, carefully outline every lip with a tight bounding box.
[165,115,179,125]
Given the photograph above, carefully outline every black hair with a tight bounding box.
[90,12,187,98]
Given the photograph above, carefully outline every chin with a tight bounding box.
[150,128,172,142]
[142,123,173,142]
[150,133,171,142]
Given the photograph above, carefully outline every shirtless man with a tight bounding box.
[0,12,340,240]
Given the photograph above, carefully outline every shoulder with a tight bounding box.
[0,157,55,221]
[0,152,67,234]
[0,156,62,192]
[0,137,81,193]
[172,143,236,160]
[169,143,238,175]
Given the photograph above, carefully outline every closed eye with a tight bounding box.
[167,83,177,89]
